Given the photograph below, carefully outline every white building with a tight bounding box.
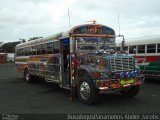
[7,53,15,62]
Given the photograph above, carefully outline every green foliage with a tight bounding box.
[0,41,20,53]
[0,41,3,46]
[28,36,43,41]
[0,36,43,53]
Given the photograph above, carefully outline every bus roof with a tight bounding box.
[16,23,115,49]
[116,36,160,46]
[16,31,69,49]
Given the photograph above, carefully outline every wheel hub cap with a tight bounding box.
[26,73,29,81]
[80,82,90,100]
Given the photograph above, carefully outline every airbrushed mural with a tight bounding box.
[15,23,144,104]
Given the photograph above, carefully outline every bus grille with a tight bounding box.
[110,57,134,72]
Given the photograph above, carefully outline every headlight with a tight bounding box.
[131,71,136,77]
[120,72,125,78]
[92,71,108,78]
[135,70,139,76]
[126,71,131,77]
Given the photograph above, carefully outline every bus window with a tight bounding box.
[19,48,22,56]
[138,45,145,54]
[147,44,156,53]
[47,42,53,54]
[36,45,41,55]
[17,49,20,56]
[29,47,32,55]
[53,41,60,53]
[16,49,20,56]
[116,47,120,51]
[32,46,36,55]
[41,44,47,54]
[25,47,29,56]
[129,46,136,54]
[22,48,25,56]
[158,44,160,53]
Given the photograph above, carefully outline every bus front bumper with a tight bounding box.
[95,75,144,93]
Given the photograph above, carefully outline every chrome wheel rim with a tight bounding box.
[25,73,29,81]
[80,82,90,100]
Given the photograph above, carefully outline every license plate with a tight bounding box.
[120,79,134,85]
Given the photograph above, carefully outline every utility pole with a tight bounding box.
[68,8,71,29]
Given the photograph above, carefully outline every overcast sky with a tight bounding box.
[0,0,160,42]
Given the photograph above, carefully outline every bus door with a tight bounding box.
[60,38,71,88]
[45,41,62,84]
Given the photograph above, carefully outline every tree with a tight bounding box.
[0,41,3,46]
[28,36,43,41]
[19,38,26,43]
[0,41,20,53]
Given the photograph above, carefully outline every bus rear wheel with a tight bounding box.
[120,85,140,97]
[77,76,99,105]
[24,69,33,83]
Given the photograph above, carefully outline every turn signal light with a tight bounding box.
[92,72,101,78]
[96,81,106,87]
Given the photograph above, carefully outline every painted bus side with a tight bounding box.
[15,24,144,104]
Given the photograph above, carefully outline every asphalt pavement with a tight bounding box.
[0,63,160,114]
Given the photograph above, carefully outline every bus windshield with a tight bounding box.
[76,37,115,52]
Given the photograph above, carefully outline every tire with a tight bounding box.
[120,85,140,97]
[24,69,33,83]
[77,76,99,105]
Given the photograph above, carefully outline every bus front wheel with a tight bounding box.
[77,76,99,105]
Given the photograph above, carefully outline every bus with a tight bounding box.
[116,36,160,78]
[15,23,144,104]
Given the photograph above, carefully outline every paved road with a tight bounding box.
[0,63,160,114]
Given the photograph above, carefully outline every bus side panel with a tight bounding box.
[135,55,160,74]
[15,56,30,73]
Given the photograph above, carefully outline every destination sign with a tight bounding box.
[72,25,115,35]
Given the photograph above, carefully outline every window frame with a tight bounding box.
[147,44,156,53]
[53,41,60,53]
[137,45,145,54]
